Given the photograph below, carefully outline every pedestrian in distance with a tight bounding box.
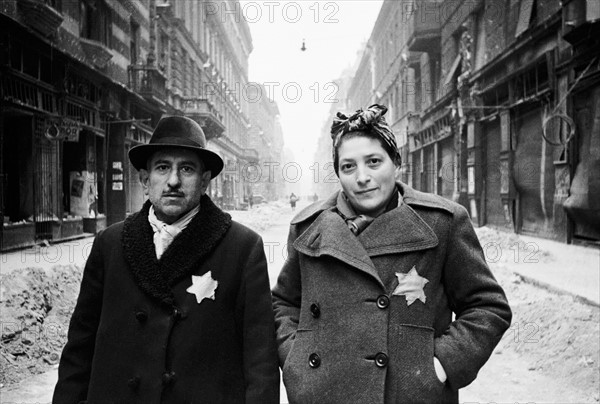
[53,116,279,403]
[272,104,512,404]
[289,192,298,212]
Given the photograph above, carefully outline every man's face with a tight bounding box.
[337,136,399,217]
[140,148,211,224]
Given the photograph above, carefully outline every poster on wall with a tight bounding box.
[69,171,97,218]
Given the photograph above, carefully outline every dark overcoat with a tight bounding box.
[272,182,511,404]
[53,195,279,403]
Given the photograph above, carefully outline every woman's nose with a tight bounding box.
[356,166,371,184]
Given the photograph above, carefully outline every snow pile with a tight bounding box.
[0,265,82,386]
[228,202,292,232]
[475,226,553,264]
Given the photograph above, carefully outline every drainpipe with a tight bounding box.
[148,0,157,66]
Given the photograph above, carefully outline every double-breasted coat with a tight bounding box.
[53,196,279,403]
[272,182,512,404]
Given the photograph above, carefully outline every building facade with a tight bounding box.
[248,84,284,203]
[1,0,256,250]
[346,0,600,245]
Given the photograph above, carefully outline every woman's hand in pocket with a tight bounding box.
[433,357,447,384]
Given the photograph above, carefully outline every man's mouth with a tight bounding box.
[163,193,184,198]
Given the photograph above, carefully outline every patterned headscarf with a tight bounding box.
[330,104,400,168]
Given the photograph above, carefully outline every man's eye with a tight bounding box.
[181,166,194,173]
[155,165,169,171]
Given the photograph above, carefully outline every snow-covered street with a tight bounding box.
[1,199,598,403]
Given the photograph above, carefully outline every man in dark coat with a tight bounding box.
[53,116,279,403]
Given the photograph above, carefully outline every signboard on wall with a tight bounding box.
[111,161,123,191]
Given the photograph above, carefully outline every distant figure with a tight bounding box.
[248,193,254,209]
[289,193,298,211]
[312,193,318,202]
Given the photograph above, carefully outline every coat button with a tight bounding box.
[375,352,388,368]
[376,295,390,309]
[127,376,140,390]
[310,303,321,318]
[162,371,176,386]
[308,353,321,368]
[173,308,186,320]
[135,311,147,322]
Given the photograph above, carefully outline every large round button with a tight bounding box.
[310,303,321,318]
[127,376,140,390]
[308,353,321,368]
[135,311,147,322]
[162,371,176,386]
[376,295,390,309]
[375,352,388,368]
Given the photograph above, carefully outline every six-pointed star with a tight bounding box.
[186,271,218,304]
[392,266,429,306]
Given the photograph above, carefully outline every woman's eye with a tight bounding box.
[340,163,354,172]
[367,158,382,166]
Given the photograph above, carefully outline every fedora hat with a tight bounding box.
[128,116,224,178]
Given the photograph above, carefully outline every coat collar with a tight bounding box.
[292,182,449,287]
[293,209,382,287]
[122,195,232,307]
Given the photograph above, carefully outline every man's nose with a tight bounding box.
[166,169,181,188]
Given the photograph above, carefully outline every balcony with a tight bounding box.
[406,1,442,53]
[243,148,259,163]
[128,65,167,106]
[562,0,600,45]
[80,38,113,70]
[182,97,226,140]
[17,0,64,37]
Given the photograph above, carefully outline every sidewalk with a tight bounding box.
[1,236,95,275]
[510,234,599,306]
[1,225,598,403]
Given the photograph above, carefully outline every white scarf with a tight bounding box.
[147,204,200,259]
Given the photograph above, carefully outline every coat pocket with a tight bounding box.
[388,324,445,403]
[282,329,315,404]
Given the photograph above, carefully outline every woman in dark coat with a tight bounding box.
[272,104,512,404]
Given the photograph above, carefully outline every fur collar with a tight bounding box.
[122,195,232,307]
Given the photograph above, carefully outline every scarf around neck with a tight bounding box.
[147,204,200,259]
[335,189,399,236]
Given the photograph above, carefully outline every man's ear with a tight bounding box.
[200,171,212,195]
[139,169,150,195]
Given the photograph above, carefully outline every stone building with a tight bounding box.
[1,0,256,250]
[346,0,600,245]
[248,84,284,202]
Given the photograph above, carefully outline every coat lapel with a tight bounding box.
[293,209,384,289]
[358,199,439,256]
[122,195,232,307]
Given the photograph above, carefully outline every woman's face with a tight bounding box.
[337,135,399,217]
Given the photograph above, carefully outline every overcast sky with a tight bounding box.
[241,0,384,194]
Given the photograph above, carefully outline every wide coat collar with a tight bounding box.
[122,195,232,307]
[292,182,452,288]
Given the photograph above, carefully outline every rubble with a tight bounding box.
[0,265,82,386]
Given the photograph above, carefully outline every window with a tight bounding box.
[79,0,112,47]
[130,20,140,65]
[159,33,169,72]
